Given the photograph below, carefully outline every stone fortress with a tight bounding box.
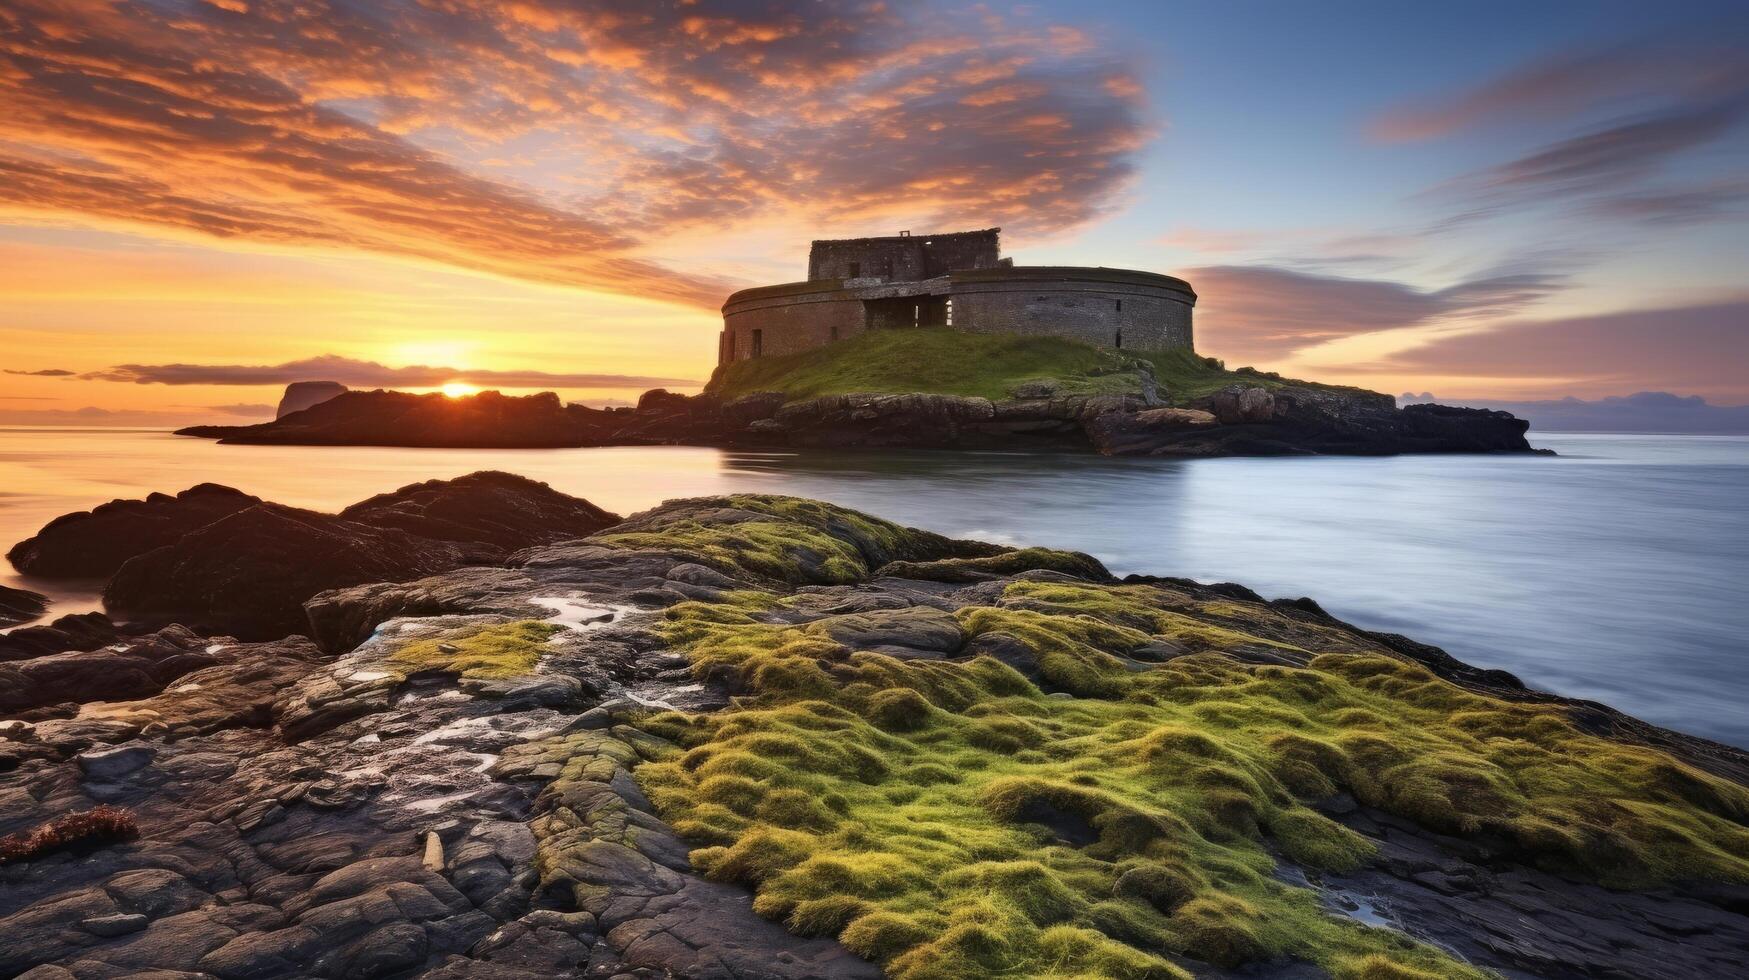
[718,228,1196,364]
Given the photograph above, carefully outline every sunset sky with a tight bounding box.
[2,0,1746,425]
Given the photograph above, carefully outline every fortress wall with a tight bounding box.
[718,266,1195,365]
[722,290,865,362]
[948,274,1194,351]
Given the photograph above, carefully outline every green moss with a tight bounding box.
[601,498,1749,976]
[879,547,1112,583]
[389,619,562,679]
[595,494,987,586]
[704,328,1373,406]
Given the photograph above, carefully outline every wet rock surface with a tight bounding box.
[0,584,47,626]
[1,556,875,977]
[3,487,1742,978]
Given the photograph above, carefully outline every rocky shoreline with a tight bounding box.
[177,375,1538,458]
[4,475,1744,979]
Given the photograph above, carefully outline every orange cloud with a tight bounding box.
[0,0,1149,305]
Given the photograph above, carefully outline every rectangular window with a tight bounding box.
[847,261,861,278]
[752,329,763,358]
[1116,299,1123,312]
[830,324,839,341]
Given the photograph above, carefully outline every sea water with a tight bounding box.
[2,427,1744,747]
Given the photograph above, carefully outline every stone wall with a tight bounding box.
[808,229,1000,282]
[722,283,868,362]
[948,269,1194,350]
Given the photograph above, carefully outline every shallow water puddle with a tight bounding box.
[529,595,621,631]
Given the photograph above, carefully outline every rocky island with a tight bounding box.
[177,331,1535,457]
[176,230,1536,458]
[3,473,1744,978]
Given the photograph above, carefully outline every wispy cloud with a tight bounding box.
[1381,37,1749,227]
[1371,41,1749,141]
[3,368,76,377]
[1188,265,1566,361]
[1583,177,1749,226]
[0,0,1147,305]
[1459,99,1749,204]
[80,354,696,389]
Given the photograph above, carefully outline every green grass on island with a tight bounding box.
[547,496,1749,979]
[705,328,1370,406]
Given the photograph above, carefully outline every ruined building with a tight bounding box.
[719,229,1195,364]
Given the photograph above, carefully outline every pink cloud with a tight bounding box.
[1189,265,1565,361]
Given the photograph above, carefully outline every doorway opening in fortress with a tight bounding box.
[862,295,948,330]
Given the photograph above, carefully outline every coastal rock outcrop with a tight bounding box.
[183,389,601,448]
[0,612,124,661]
[276,380,349,419]
[6,484,260,578]
[2,490,1747,978]
[103,504,470,640]
[176,382,1537,457]
[337,471,619,559]
[11,473,622,641]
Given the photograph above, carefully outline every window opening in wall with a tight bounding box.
[1115,329,1123,348]
[831,325,839,341]
[848,261,861,278]
[752,329,763,357]
[1116,299,1122,312]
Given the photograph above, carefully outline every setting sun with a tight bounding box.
[440,382,480,398]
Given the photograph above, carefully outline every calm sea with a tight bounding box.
[2,427,1745,748]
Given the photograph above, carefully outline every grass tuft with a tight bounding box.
[390,619,562,679]
[705,328,1372,406]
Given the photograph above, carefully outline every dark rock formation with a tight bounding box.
[182,389,605,448]
[276,381,349,419]
[12,473,621,641]
[0,613,123,662]
[338,471,619,559]
[177,382,1538,457]
[0,584,46,626]
[0,623,304,718]
[7,484,259,578]
[103,505,469,640]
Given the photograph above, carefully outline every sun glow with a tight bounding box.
[441,382,480,398]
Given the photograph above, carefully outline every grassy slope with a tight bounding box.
[590,497,1749,979]
[705,329,1371,406]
